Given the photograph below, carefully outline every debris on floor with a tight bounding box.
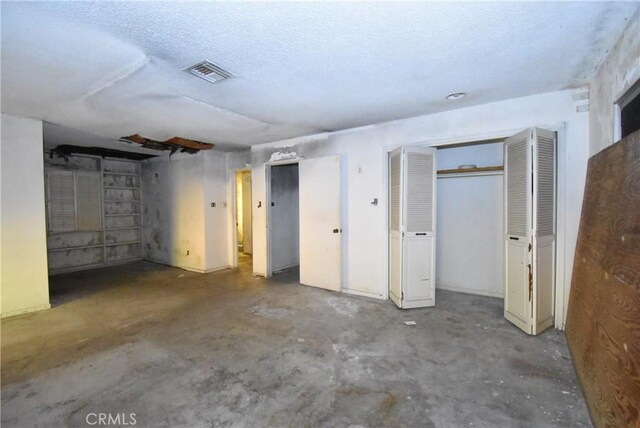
[404,321,417,326]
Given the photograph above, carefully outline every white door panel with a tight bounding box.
[299,156,341,292]
[388,146,436,309]
[389,148,403,306]
[534,236,555,334]
[504,128,556,335]
[505,240,529,332]
[389,231,402,306]
[403,236,434,307]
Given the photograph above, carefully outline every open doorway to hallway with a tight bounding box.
[235,170,252,269]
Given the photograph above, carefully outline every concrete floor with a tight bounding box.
[1,256,590,427]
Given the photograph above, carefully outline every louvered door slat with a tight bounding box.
[506,137,528,237]
[390,151,402,232]
[76,172,102,231]
[536,135,556,237]
[406,152,434,233]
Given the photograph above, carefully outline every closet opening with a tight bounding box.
[389,128,558,335]
[267,163,300,280]
[435,128,557,335]
[435,141,505,299]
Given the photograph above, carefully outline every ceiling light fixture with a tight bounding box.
[445,92,466,100]
[184,60,234,84]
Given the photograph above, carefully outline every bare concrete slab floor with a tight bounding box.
[1,259,590,427]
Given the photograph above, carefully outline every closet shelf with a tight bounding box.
[437,165,503,178]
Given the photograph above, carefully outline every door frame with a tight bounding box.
[265,159,300,278]
[230,168,252,269]
[383,123,567,329]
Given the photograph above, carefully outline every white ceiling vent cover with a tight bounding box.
[184,60,234,84]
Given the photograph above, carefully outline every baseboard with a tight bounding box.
[436,284,504,299]
[176,265,230,274]
[342,288,385,300]
[1,303,51,318]
[272,262,299,273]
[142,258,230,274]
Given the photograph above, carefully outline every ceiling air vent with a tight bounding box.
[184,60,234,84]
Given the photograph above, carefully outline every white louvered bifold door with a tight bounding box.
[504,129,532,333]
[504,128,557,335]
[47,170,76,232]
[388,146,436,309]
[532,128,557,335]
[76,172,102,231]
[402,147,436,308]
[388,148,403,307]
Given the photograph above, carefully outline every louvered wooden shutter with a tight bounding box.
[506,135,528,236]
[405,151,434,233]
[47,170,76,232]
[76,172,102,231]
[536,131,556,236]
[390,149,402,232]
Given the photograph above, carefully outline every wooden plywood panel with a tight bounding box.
[565,130,640,428]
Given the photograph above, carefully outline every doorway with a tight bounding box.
[267,163,300,278]
[266,156,343,291]
[235,170,252,269]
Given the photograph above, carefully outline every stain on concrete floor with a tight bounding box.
[1,258,590,427]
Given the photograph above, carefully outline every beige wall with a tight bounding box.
[1,114,51,317]
[590,9,640,156]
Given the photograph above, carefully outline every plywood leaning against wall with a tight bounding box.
[565,130,640,428]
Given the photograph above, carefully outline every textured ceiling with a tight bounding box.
[2,1,638,150]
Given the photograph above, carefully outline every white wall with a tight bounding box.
[142,154,206,271]
[590,9,640,156]
[436,143,504,298]
[251,89,589,327]
[269,164,299,271]
[203,151,229,271]
[1,114,51,317]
